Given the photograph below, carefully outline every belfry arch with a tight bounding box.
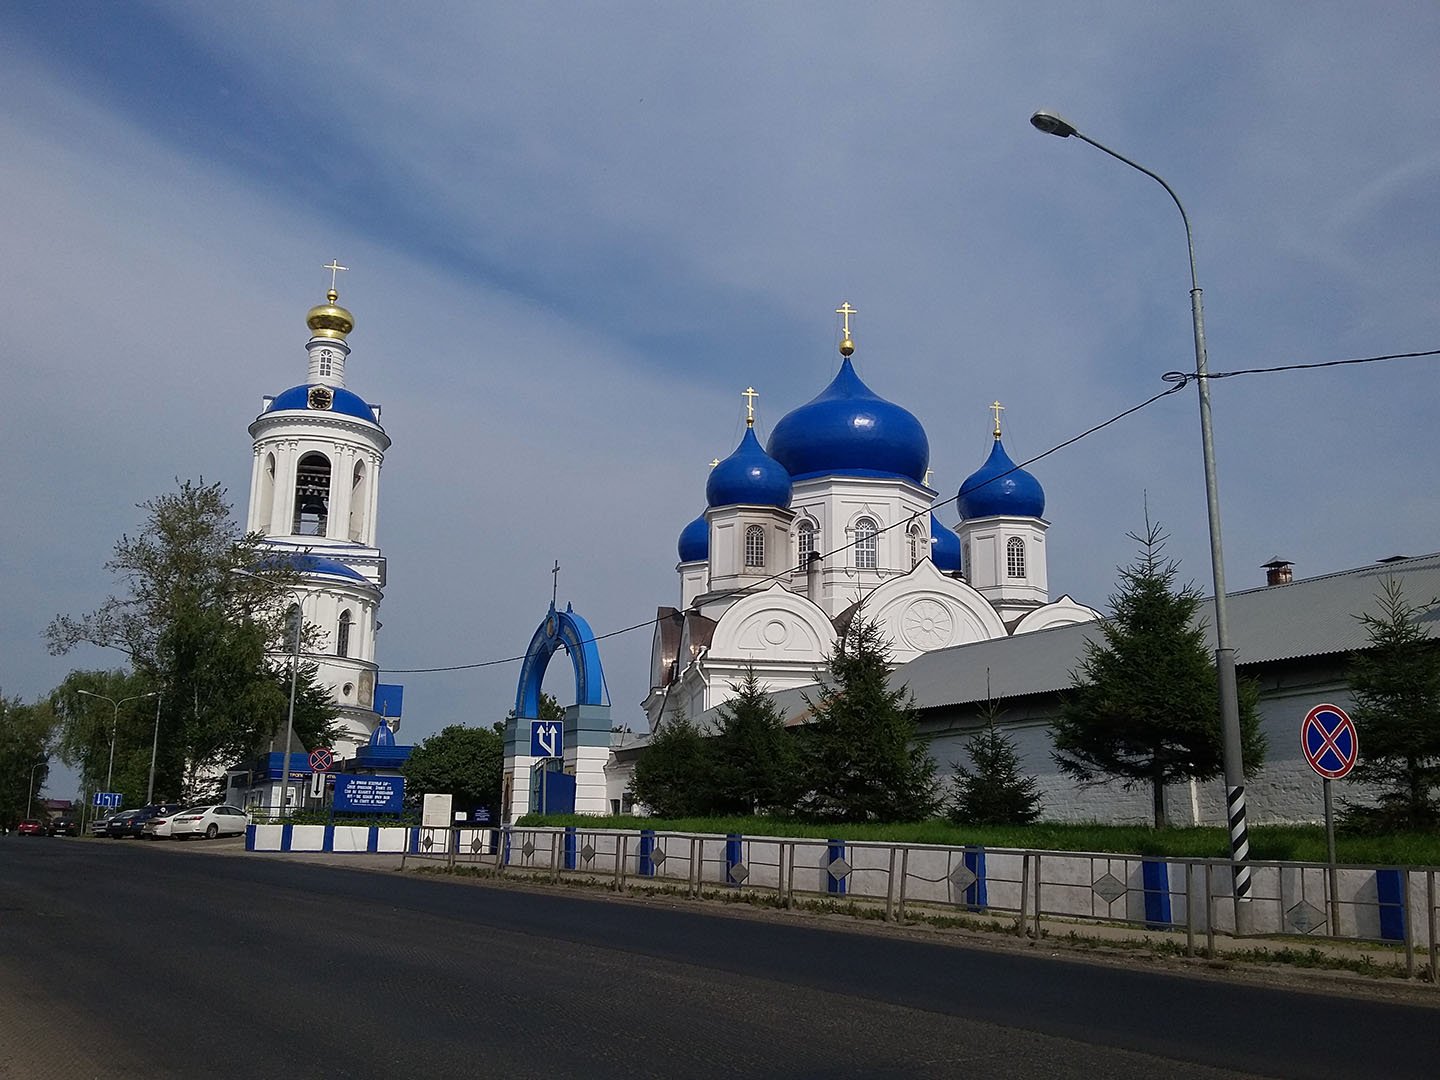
[503,602,611,822]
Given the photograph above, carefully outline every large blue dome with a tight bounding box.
[767,358,928,484]
[266,384,381,425]
[957,437,1045,519]
[677,512,709,563]
[930,515,961,572]
[706,427,792,509]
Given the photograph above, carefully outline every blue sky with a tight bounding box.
[3,2,1437,788]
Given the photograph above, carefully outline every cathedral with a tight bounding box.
[643,305,1097,735]
[243,272,398,762]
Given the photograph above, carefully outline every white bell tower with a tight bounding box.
[245,264,394,759]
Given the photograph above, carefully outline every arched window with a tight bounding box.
[745,524,765,568]
[337,610,352,657]
[855,517,878,570]
[908,523,924,569]
[796,520,815,568]
[348,460,367,542]
[292,452,331,536]
[1007,536,1027,579]
[962,540,971,579]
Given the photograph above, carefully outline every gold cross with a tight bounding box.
[709,458,721,468]
[742,386,759,426]
[923,468,934,487]
[835,301,858,337]
[323,260,349,293]
[991,400,1005,437]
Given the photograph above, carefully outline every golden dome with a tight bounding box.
[306,289,354,340]
[839,334,855,357]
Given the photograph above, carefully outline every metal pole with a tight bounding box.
[146,692,164,805]
[106,701,119,792]
[1324,778,1341,934]
[1031,112,1252,933]
[280,602,302,817]
[27,760,46,819]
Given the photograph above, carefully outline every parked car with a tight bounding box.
[104,810,143,838]
[108,803,185,839]
[48,817,79,837]
[17,819,45,836]
[142,804,200,840]
[169,804,249,839]
[89,811,119,837]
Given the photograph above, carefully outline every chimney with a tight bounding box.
[806,551,822,603]
[1261,556,1293,587]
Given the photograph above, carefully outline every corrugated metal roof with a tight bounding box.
[898,552,1440,711]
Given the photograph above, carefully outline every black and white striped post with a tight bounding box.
[1031,110,1254,933]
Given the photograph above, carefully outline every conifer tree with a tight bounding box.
[1346,578,1440,828]
[800,613,937,822]
[1051,519,1263,827]
[949,699,1041,826]
[713,667,802,815]
[629,706,716,818]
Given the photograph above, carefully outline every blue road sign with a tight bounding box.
[93,792,123,809]
[1302,703,1359,780]
[530,720,563,759]
[333,774,405,814]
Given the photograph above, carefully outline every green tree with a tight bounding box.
[46,479,337,799]
[1051,520,1264,828]
[1346,578,1440,828]
[799,613,938,822]
[713,668,803,815]
[404,724,505,812]
[629,706,717,818]
[948,699,1042,826]
[0,690,59,830]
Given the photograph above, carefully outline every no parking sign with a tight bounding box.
[1301,704,1359,780]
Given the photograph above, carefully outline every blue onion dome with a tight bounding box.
[677,512,709,562]
[930,515,961,572]
[369,717,396,748]
[706,426,792,509]
[957,435,1045,519]
[266,383,381,424]
[767,357,929,483]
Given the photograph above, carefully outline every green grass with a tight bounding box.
[517,814,1440,866]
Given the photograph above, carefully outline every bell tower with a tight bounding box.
[245,266,394,760]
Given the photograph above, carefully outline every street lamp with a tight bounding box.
[232,568,304,816]
[27,758,48,819]
[77,689,160,795]
[146,690,165,805]
[1030,109,1253,929]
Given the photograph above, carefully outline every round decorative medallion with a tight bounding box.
[763,619,789,646]
[308,385,334,410]
[901,598,953,651]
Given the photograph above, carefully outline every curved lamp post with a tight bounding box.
[77,689,159,795]
[27,758,47,819]
[1029,110,1252,930]
[232,568,305,816]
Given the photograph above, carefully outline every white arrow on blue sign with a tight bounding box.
[530,720,564,759]
[93,792,123,809]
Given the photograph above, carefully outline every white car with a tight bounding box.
[169,804,249,840]
[142,804,202,840]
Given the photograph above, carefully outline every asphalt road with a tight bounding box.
[2,838,1437,1079]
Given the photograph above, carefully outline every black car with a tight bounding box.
[47,816,79,837]
[111,803,186,839]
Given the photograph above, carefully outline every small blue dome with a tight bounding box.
[267,384,381,425]
[767,358,929,483]
[930,515,961,572]
[957,437,1045,519]
[368,717,396,748]
[706,427,792,509]
[678,513,709,563]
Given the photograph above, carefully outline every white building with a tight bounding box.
[641,312,1097,739]
[244,282,394,761]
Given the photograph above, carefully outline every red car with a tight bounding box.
[16,819,45,836]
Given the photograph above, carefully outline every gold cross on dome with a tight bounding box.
[709,458,721,469]
[835,301,858,336]
[323,260,349,293]
[991,400,1005,437]
[923,468,934,487]
[742,386,759,426]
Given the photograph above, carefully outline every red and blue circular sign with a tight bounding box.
[309,747,334,773]
[1301,704,1359,780]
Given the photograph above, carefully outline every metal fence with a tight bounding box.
[399,825,1440,980]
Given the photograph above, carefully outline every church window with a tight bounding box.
[317,349,333,377]
[962,540,971,579]
[337,610,352,657]
[293,452,331,536]
[909,523,924,569]
[1007,536,1027,579]
[855,517,878,570]
[745,525,765,568]
[796,520,815,568]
